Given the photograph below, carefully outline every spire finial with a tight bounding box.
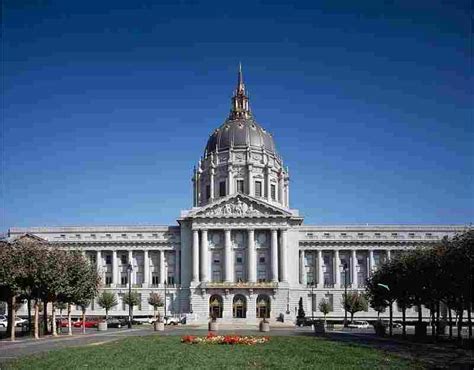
[229,63,251,119]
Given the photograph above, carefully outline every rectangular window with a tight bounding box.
[167,275,175,285]
[90,234,96,239]
[152,273,159,286]
[219,181,226,197]
[255,181,262,197]
[121,274,128,286]
[236,179,244,193]
[259,256,265,263]
[75,234,81,239]
[106,234,112,239]
[105,275,112,286]
[105,255,112,265]
[236,256,243,264]
[137,233,143,239]
[121,234,127,238]
[271,184,276,200]
[120,255,128,265]
[206,185,211,199]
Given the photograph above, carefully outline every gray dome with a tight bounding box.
[205,117,277,156]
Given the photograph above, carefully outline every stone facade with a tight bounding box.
[7,68,467,323]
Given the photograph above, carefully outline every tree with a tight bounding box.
[342,291,368,323]
[97,291,118,320]
[148,293,164,320]
[318,299,331,323]
[123,291,141,320]
[297,297,305,319]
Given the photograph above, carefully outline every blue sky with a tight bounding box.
[2,1,472,230]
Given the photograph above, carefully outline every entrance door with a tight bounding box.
[209,295,223,318]
[232,295,247,318]
[256,294,270,318]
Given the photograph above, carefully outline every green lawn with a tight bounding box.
[5,335,421,369]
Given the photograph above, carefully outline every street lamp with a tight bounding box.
[310,281,315,320]
[127,263,133,329]
[164,282,168,318]
[342,263,348,328]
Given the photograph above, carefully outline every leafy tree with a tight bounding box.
[97,291,118,320]
[148,292,164,320]
[297,297,305,319]
[123,291,141,318]
[342,291,368,323]
[318,299,331,323]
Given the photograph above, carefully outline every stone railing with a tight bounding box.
[200,281,278,289]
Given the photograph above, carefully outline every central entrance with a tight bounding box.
[256,294,270,318]
[209,295,223,318]
[232,294,247,318]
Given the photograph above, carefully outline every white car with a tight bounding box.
[163,316,180,325]
[348,320,370,329]
[0,315,28,327]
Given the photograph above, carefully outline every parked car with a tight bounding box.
[106,318,127,328]
[132,316,155,324]
[348,320,370,329]
[163,316,180,325]
[0,315,28,328]
[296,317,316,327]
[73,319,99,328]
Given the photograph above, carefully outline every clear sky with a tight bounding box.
[2,1,472,231]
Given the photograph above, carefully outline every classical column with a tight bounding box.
[159,250,166,285]
[128,250,134,286]
[369,249,375,273]
[175,249,181,284]
[266,167,271,202]
[224,229,233,282]
[247,164,254,196]
[96,250,102,273]
[228,166,234,195]
[112,250,117,286]
[285,179,290,207]
[387,249,391,261]
[352,250,358,288]
[280,229,288,282]
[299,250,306,285]
[278,173,284,203]
[192,230,200,283]
[271,229,279,282]
[210,168,215,201]
[201,229,209,282]
[317,250,324,288]
[247,229,256,283]
[143,250,149,287]
[334,250,341,288]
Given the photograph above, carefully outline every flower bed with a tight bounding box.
[181,332,269,345]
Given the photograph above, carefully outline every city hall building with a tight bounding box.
[8,68,465,323]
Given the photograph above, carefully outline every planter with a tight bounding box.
[154,322,165,331]
[208,321,219,331]
[313,321,326,335]
[373,322,386,337]
[259,321,270,332]
[415,322,428,338]
[98,322,108,331]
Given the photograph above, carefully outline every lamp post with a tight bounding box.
[127,263,133,329]
[311,281,315,320]
[343,263,348,328]
[164,282,168,318]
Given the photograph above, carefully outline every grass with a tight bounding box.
[5,335,421,369]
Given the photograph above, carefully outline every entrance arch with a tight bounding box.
[256,294,271,319]
[232,294,247,318]
[209,295,223,318]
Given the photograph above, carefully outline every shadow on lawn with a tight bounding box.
[309,331,473,369]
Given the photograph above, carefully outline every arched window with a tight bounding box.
[232,294,247,318]
[209,295,223,318]
[256,294,270,319]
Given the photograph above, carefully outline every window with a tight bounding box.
[75,234,81,239]
[255,181,262,197]
[374,233,381,237]
[391,233,398,236]
[236,179,244,193]
[152,233,158,238]
[271,184,276,200]
[121,274,128,285]
[259,256,265,263]
[408,233,415,237]
[120,255,128,265]
[236,256,243,263]
[105,275,112,285]
[137,233,143,239]
[106,234,112,239]
[340,233,347,236]
[219,181,226,197]
[167,276,175,285]
[357,232,364,236]
[105,255,112,264]
[90,234,96,239]
[206,185,211,200]
[213,256,220,263]
[121,233,127,238]
[152,273,159,285]
[60,234,66,239]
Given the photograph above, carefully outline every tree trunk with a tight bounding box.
[457,309,463,341]
[105,308,108,321]
[82,309,86,334]
[9,295,16,341]
[43,299,48,335]
[468,302,472,340]
[34,301,40,339]
[52,304,58,337]
[402,307,406,337]
[417,304,422,324]
[67,303,72,336]
[430,307,435,337]
[27,298,32,336]
[389,303,393,337]
[448,308,453,339]
[350,312,354,323]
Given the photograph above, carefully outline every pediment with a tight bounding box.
[189,194,292,219]
[12,233,47,244]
